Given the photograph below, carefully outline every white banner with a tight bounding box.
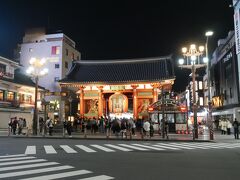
[234,9,240,54]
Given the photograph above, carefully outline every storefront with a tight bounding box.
[148,98,188,133]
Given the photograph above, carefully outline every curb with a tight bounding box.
[0,135,212,142]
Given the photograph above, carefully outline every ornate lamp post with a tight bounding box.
[26,57,48,135]
[68,96,73,120]
[205,31,214,140]
[179,44,206,140]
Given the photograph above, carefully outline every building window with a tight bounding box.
[54,77,60,82]
[55,64,60,69]
[7,91,14,101]
[65,62,68,69]
[0,63,6,74]
[29,48,33,52]
[51,46,60,55]
[66,49,68,56]
[0,90,4,101]
[71,53,74,60]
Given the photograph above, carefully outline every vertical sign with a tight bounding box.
[234,8,240,54]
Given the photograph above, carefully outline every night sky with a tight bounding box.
[0,0,234,91]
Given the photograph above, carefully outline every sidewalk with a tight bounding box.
[1,128,239,143]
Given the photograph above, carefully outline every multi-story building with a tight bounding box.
[0,55,43,128]
[210,31,240,122]
[19,28,81,122]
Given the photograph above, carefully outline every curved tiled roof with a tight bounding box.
[60,56,175,84]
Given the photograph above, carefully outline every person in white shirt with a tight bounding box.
[143,120,150,137]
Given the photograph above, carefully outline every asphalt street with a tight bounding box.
[0,137,240,180]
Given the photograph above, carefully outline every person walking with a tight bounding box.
[66,120,72,137]
[11,117,18,135]
[233,118,239,139]
[18,118,24,135]
[46,118,54,136]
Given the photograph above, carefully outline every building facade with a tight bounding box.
[19,28,81,122]
[0,56,43,128]
[60,56,175,121]
[211,31,240,122]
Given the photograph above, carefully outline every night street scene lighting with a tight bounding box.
[26,57,48,135]
[179,44,206,140]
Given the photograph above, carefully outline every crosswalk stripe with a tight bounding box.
[118,144,148,151]
[25,146,36,154]
[0,165,73,178]
[76,145,96,153]
[20,170,92,180]
[157,143,194,149]
[0,154,26,158]
[192,143,229,149]
[170,143,207,150]
[208,143,240,149]
[0,162,59,172]
[0,156,35,162]
[44,145,57,154]
[181,143,224,149]
[104,144,132,152]
[132,144,165,150]
[60,145,77,153]
[0,159,47,166]
[78,175,114,180]
[152,144,180,150]
[90,145,115,152]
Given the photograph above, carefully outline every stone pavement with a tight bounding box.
[0,128,239,143]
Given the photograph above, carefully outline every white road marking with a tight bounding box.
[152,144,180,150]
[0,162,59,172]
[104,144,132,152]
[20,170,92,180]
[132,144,165,150]
[118,144,148,151]
[90,145,115,152]
[0,165,73,178]
[78,175,115,180]
[0,156,35,162]
[0,154,26,158]
[157,143,194,150]
[25,146,36,154]
[76,145,96,153]
[0,159,47,166]
[60,145,77,153]
[44,145,57,154]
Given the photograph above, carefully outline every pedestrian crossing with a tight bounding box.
[24,143,240,155]
[0,154,114,179]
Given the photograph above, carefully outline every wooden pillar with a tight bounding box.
[98,86,104,118]
[79,86,85,118]
[131,85,138,120]
[151,83,160,103]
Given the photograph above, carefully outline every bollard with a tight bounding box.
[106,128,109,139]
[63,127,65,137]
[129,129,132,140]
[84,126,87,138]
[141,128,144,140]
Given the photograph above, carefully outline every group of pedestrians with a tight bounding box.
[219,118,239,139]
[8,117,26,135]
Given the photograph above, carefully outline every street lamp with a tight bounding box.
[179,44,206,139]
[205,30,214,140]
[26,57,48,135]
